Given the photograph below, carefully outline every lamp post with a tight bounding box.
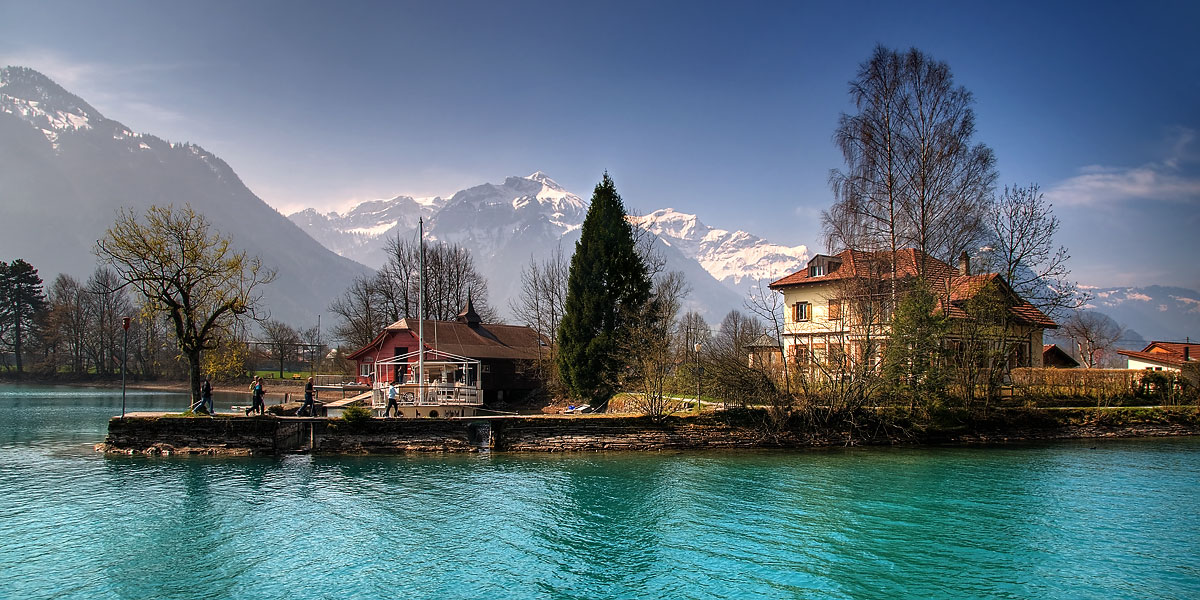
[694,341,702,413]
[121,316,130,418]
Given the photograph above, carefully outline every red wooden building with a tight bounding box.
[346,299,546,405]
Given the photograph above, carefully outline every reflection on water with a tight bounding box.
[2,383,1199,600]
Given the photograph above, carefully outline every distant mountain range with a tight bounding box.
[3,65,1195,345]
[288,172,810,320]
[0,66,370,326]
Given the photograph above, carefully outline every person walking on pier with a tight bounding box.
[297,376,315,416]
[385,380,400,417]
[201,376,214,414]
[246,376,265,416]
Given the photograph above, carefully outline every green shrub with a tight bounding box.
[341,405,373,428]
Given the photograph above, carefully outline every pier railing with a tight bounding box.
[371,383,482,408]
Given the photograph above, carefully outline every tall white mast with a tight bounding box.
[418,217,425,393]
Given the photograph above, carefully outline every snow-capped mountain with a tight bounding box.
[0,66,371,325]
[290,195,445,268]
[425,172,587,260]
[288,174,808,319]
[631,208,808,295]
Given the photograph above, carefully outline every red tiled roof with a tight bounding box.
[1010,302,1057,328]
[1116,341,1200,367]
[347,318,545,361]
[769,248,957,289]
[770,248,1057,329]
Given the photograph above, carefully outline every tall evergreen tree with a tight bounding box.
[557,173,651,409]
[0,259,49,373]
[883,282,949,409]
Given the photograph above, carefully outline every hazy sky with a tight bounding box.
[2,0,1197,290]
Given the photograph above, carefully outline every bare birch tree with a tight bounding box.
[512,247,570,397]
[983,183,1083,322]
[623,271,689,418]
[826,45,996,286]
[1060,310,1124,368]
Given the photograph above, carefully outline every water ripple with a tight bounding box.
[3,384,1200,599]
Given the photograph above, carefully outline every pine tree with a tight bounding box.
[556,173,651,409]
[0,259,49,373]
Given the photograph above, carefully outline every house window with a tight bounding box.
[809,264,824,277]
[792,302,811,322]
[828,300,842,320]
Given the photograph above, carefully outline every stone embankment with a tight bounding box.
[97,408,1200,456]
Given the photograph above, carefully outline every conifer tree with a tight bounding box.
[883,282,949,409]
[0,259,49,373]
[557,173,651,409]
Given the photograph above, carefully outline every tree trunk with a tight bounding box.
[188,349,202,410]
[13,311,23,374]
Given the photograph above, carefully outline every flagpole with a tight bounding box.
[418,218,425,401]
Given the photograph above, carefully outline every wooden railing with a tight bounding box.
[371,383,482,408]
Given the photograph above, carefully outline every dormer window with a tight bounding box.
[805,254,840,278]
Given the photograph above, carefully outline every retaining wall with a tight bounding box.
[97,408,1200,456]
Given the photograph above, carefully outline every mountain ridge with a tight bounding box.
[289,174,811,318]
[0,66,371,326]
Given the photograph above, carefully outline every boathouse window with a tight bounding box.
[360,360,372,378]
[792,302,810,322]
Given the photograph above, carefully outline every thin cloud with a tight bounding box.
[1046,165,1200,208]
[1046,128,1200,208]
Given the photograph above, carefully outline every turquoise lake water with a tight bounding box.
[1,383,1198,599]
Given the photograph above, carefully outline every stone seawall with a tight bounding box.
[98,409,1200,456]
[100,416,485,455]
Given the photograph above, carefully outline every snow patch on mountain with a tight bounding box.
[288,175,811,316]
[630,208,809,288]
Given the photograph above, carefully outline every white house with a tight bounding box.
[767,248,1057,369]
[1117,341,1199,374]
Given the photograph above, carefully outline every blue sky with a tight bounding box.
[2,0,1197,291]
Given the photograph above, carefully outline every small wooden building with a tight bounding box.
[347,299,545,405]
[746,334,783,369]
[1042,344,1080,368]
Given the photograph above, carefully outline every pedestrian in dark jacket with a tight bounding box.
[298,377,316,416]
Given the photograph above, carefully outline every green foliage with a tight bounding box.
[0,259,49,373]
[883,283,949,408]
[1137,370,1195,405]
[946,281,1013,408]
[557,173,651,409]
[95,205,275,409]
[341,405,373,428]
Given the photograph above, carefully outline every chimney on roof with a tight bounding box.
[958,251,970,277]
[456,289,482,328]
